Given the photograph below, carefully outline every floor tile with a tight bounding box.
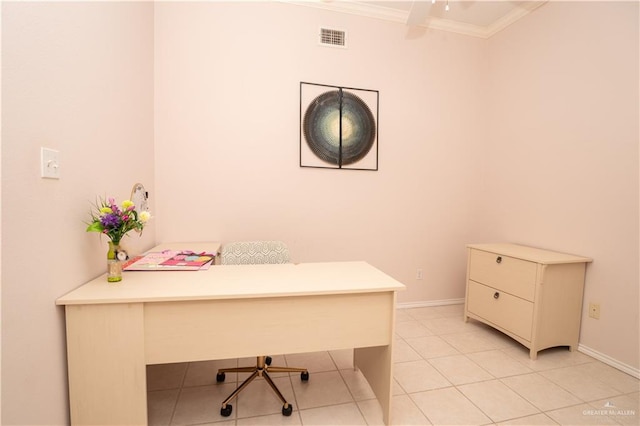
[540,365,621,402]
[458,379,540,422]
[339,368,376,400]
[404,306,445,320]
[432,304,465,318]
[496,413,557,425]
[193,421,236,426]
[329,348,354,370]
[299,402,366,425]
[420,316,470,335]
[235,376,297,418]
[290,370,353,409]
[440,331,499,354]
[405,335,459,359]
[571,362,640,394]
[394,309,414,322]
[236,412,302,425]
[410,386,492,425]
[468,322,522,349]
[358,394,431,426]
[392,378,406,396]
[172,384,237,425]
[147,389,179,426]
[394,360,451,393]
[545,403,619,425]
[183,359,238,387]
[395,320,434,339]
[428,354,493,385]
[501,372,582,411]
[353,399,384,425]
[393,338,423,363]
[285,351,337,374]
[147,362,188,391]
[589,393,640,426]
[467,349,533,378]
[391,394,432,425]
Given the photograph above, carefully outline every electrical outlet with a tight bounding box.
[416,269,423,280]
[589,303,600,319]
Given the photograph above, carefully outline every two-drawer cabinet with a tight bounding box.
[464,243,592,359]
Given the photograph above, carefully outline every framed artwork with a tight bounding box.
[300,82,379,170]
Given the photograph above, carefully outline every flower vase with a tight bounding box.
[107,241,123,282]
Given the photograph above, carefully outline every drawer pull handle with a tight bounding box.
[496,256,502,264]
[493,292,500,299]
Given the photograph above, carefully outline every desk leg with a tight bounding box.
[354,344,393,425]
[65,303,147,425]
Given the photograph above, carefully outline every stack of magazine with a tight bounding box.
[123,250,216,271]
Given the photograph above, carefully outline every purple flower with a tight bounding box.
[100,213,122,229]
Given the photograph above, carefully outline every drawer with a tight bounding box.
[468,249,537,301]
[467,281,534,341]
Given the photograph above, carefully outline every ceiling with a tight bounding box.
[283,1,547,38]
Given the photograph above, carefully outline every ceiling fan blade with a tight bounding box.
[406,1,430,26]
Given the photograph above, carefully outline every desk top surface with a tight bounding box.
[57,242,405,306]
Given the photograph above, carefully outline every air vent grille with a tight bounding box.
[320,28,346,48]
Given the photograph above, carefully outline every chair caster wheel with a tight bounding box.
[216,372,226,382]
[301,371,309,381]
[266,356,272,366]
[220,404,232,417]
[282,404,293,416]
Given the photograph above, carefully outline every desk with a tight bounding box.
[56,243,405,425]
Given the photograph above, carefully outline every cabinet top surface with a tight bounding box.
[467,243,592,264]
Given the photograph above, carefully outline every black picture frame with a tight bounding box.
[300,82,379,170]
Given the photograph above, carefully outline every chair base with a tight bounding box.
[217,356,309,417]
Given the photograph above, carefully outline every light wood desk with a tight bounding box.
[56,242,405,425]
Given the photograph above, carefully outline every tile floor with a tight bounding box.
[147,304,639,425]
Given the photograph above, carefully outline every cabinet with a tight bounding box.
[464,243,592,359]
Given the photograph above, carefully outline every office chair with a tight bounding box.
[216,240,309,417]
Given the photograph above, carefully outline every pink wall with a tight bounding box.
[1,2,155,424]
[154,2,487,304]
[485,2,639,370]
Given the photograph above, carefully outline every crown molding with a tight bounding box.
[484,1,547,38]
[280,0,408,23]
[279,1,547,39]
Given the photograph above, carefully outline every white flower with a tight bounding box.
[139,211,151,223]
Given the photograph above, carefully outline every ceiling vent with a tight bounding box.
[319,27,346,48]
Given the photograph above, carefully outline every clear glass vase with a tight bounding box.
[107,241,123,282]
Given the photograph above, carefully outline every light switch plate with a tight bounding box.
[41,147,60,179]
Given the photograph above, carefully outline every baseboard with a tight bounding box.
[578,344,640,379]
[394,299,639,380]
[396,298,465,309]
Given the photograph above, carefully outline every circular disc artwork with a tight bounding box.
[303,90,376,166]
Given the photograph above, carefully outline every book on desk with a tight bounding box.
[123,250,215,271]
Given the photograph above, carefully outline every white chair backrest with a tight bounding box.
[221,241,290,265]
